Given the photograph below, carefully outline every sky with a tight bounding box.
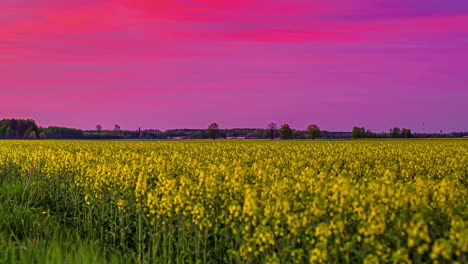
[1,0,467,132]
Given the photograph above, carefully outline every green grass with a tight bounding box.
[0,177,125,264]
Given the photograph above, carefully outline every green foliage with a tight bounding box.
[207,123,220,140]
[266,122,278,140]
[0,174,124,263]
[352,126,362,139]
[352,126,380,138]
[401,128,412,138]
[279,124,293,139]
[305,124,321,140]
[389,127,413,138]
[0,119,40,139]
[390,127,401,138]
[44,126,84,139]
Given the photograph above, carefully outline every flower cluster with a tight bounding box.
[0,139,466,263]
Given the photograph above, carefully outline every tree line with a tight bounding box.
[90,122,322,140]
[0,119,93,139]
[351,126,412,139]
[0,119,47,139]
[206,122,321,140]
[1,119,465,140]
[0,119,324,140]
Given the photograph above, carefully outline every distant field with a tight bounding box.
[0,139,467,263]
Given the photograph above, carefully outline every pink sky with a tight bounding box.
[1,0,467,132]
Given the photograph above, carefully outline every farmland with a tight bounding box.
[0,139,467,263]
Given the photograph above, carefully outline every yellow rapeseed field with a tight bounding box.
[0,139,466,263]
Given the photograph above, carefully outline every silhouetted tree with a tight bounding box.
[352,126,362,139]
[96,124,102,134]
[207,123,220,140]
[390,127,401,138]
[114,124,121,135]
[280,124,293,139]
[401,128,412,138]
[305,124,321,140]
[266,122,278,140]
[138,128,144,139]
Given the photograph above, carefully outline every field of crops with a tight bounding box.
[0,139,467,263]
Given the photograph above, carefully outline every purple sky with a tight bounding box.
[1,0,467,132]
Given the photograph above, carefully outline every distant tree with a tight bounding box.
[390,127,401,138]
[96,124,102,134]
[114,124,121,135]
[38,132,47,140]
[401,128,407,138]
[207,123,220,140]
[401,128,412,138]
[29,131,37,139]
[352,126,362,139]
[305,124,321,140]
[365,129,375,138]
[138,128,144,139]
[266,122,278,140]
[280,124,293,139]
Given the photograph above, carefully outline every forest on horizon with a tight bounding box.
[0,118,467,140]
